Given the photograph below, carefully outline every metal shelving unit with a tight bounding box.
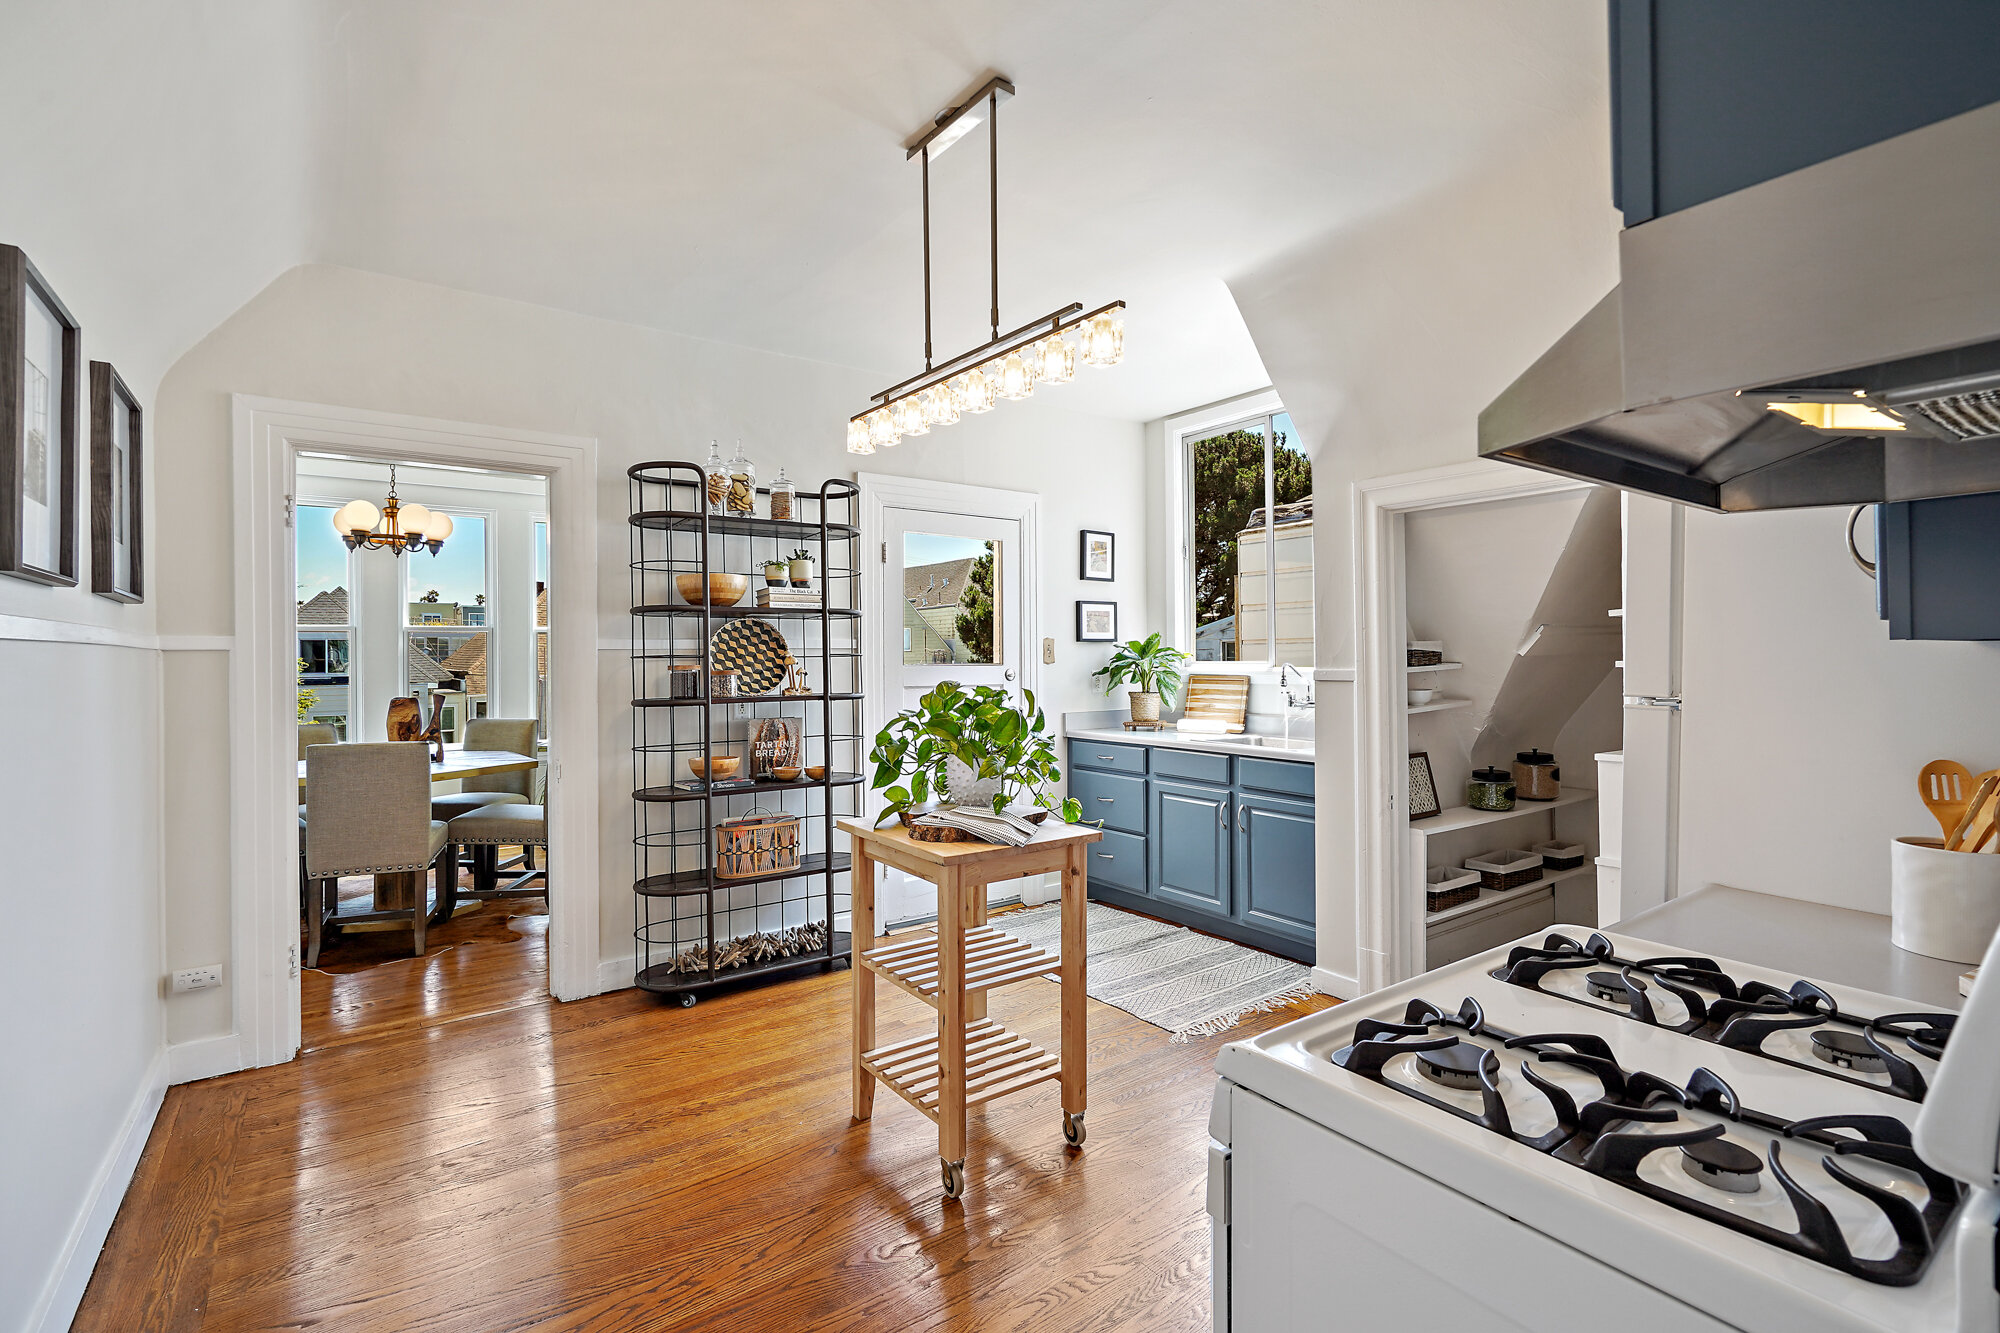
[627,463,861,1004]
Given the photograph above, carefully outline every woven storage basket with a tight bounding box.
[1534,841,1587,871]
[1425,866,1481,912]
[714,807,801,879]
[1407,640,1445,667]
[1465,849,1544,891]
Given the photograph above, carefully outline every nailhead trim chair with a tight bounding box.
[442,804,548,912]
[305,742,451,967]
[429,717,539,821]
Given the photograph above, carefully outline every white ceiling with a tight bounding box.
[313,0,1606,422]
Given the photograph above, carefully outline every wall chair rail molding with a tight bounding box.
[1350,459,1591,993]
[230,396,600,1073]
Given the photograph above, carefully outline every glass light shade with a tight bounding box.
[895,396,929,436]
[1037,333,1075,384]
[867,408,900,449]
[847,418,873,454]
[332,499,379,536]
[395,502,434,541]
[420,509,454,543]
[997,352,1036,400]
[922,385,959,426]
[960,367,997,413]
[1082,314,1124,367]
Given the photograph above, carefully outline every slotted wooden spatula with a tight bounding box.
[1921,759,1975,838]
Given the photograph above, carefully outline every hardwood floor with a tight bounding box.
[78,915,1333,1332]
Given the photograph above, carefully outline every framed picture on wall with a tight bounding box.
[1408,751,1441,820]
[1,244,80,586]
[1079,528,1115,581]
[1076,599,1117,642]
[90,361,143,603]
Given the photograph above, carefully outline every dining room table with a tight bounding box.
[299,743,540,909]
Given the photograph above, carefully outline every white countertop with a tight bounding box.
[1064,723,1314,764]
[1620,883,1964,1011]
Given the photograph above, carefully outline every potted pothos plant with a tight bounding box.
[870,681,1083,827]
[1091,632,1190,723]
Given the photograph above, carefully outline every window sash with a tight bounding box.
[1182,406,1306,669]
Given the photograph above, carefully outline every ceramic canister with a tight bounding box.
[1890,836,2000,964]
[1512,749,1560,801]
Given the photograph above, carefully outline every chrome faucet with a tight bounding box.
[1277,663,1314,749]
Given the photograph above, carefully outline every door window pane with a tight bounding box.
[534,520,549,737]
[901,533,997,665]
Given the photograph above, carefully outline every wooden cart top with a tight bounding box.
[837,818,1102,867]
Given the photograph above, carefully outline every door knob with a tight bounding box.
[1003,668,1016,681]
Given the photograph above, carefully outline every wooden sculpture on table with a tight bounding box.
[386,695,448,762]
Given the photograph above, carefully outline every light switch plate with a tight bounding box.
[1043,637,1055,664]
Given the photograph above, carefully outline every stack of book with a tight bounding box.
[756,585,821,609]
[911,806,1041,847]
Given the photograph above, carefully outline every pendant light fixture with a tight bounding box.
[332,465,453,557]
[847,75,1125,453]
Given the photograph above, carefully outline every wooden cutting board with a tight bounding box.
[1179,673,1250,733]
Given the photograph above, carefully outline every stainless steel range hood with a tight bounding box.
[1481,100,2000,512]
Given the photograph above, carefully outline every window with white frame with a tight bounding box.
[404,512,487,742]
[533,519,549,740]
[296,504,354,738]
[1180,402,1312,667]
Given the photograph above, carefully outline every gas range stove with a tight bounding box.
[1209,927,2000,1333]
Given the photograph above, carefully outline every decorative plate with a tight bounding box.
[709,618,792,694]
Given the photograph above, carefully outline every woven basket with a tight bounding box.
[1407,641,1444,667]
[1426,866,1481,912]
[1534,841,1587,871]
[1465,849,1544,891]
[714,807,801,879]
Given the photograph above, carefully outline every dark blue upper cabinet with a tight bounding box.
[1876,494,2000,641]
[1611,0,2000,226]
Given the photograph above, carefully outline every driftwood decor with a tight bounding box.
[386,695,448,761]
[659,920,830,976]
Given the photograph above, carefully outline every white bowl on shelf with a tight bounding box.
[1408,688,1439,706]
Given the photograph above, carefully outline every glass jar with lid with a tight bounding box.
[702,441,729,516]
[725,441,756,516]
[1512,749,1560,801]
[767,467,796,523]
[1467,767,1516,812]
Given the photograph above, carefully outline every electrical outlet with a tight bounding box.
[1043,637,1055,664]
[732,702,754,721]
[171,965,223,993]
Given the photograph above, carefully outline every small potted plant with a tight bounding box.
[870,681,1082,826]
[1091,632,1190,724]
[760,556,789,588]
[787,547,817,588]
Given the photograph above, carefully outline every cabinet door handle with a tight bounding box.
[1096,796,1115,803]
[1095,852,1113,860]
[1217,804,1226,829]
[1097,754,1116,761]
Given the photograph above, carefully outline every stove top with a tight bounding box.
[1493,932,1957,1102]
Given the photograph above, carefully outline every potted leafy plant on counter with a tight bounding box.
[1091,632,1189,724]
[870,681,1082,827]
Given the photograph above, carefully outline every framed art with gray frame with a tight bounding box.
[90,361,143,602]
[1,244,80,586]
[1408,751,1440,820]
[1076,599,1117,642]
[1079,528,1114,581]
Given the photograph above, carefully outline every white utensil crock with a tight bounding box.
[1890,835,2000,964]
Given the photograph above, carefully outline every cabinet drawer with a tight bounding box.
[1237,756,1314,798]
[1070,767,1147,835]
[1083,827,1147,894]
[1068,740,1148,777]
[1150,746,1232,786]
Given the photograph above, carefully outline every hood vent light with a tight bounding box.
[1763,393,1906,434]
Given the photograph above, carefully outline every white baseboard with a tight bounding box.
[598,954,635,993]
[29,1047,168,1333]
[167,1032,246,1086]
[1311,966,1360,1000]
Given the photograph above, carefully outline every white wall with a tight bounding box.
[1226,101,1621,989]
[0,4,324,1327]
[1675,506,2000,914]
[154,263,1147,1033]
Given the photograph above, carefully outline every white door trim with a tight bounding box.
[230,395,600,1074]
[1351,459,1591,992]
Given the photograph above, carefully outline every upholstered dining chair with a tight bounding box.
[298,722,339,758]
[430,716,539,820]
[442,804,548,911]
[304,742,451,967]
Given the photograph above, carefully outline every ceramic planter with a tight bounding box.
[788,557,816,587]
[941,755,1001,811]
[761,562,788,588]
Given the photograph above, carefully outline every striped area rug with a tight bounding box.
[998,902,1316,1041]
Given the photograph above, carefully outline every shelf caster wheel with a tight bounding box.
[941,1158,965,1200]
[1062,1110,1086,1148]
[677,993,697,1008]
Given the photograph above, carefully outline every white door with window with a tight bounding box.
[864,488,1035,927]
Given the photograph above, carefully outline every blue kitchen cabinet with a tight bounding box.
[1234,793,1316,948]
[1150,779,1232,914]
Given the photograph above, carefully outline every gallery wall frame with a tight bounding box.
[1079,528,1114,582]
[90,361,143,602]
[1076,599,1117,642]
[0,244,80,586]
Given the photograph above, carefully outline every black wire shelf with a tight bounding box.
[628,510,859,541]
[629,603,862,619]
[633,692,863,708]
[635,852,853,896]
[634,931,853,995]
[632,773,863,802]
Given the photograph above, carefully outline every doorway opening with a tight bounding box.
[295,453,553,1049]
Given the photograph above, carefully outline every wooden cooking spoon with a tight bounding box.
[1921,759,1975,838]
[1964,769,2000,850]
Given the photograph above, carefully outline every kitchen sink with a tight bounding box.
[1198,734,1314,755]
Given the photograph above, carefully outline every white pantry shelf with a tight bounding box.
[1407,697,1473,715]
[1427,864,1595,928]
[1406,661,1464,672]
[1414,787,1596,835]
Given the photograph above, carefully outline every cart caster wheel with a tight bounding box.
[677,993,697,1008]
[941,1158,965,1200]
[1063,1110,1086,1148]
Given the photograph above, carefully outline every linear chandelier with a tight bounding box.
[848,75,1125,454]
[331,465,452,558]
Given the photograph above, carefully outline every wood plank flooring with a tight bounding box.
[77,909,1333,1332]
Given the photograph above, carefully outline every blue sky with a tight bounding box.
[296,504,489,606]
[903,531,991,568]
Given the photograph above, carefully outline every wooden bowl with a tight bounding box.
[805,765,826,781]
[772,765,802,781]
[674,572,749,607]
[688,755,742,781]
